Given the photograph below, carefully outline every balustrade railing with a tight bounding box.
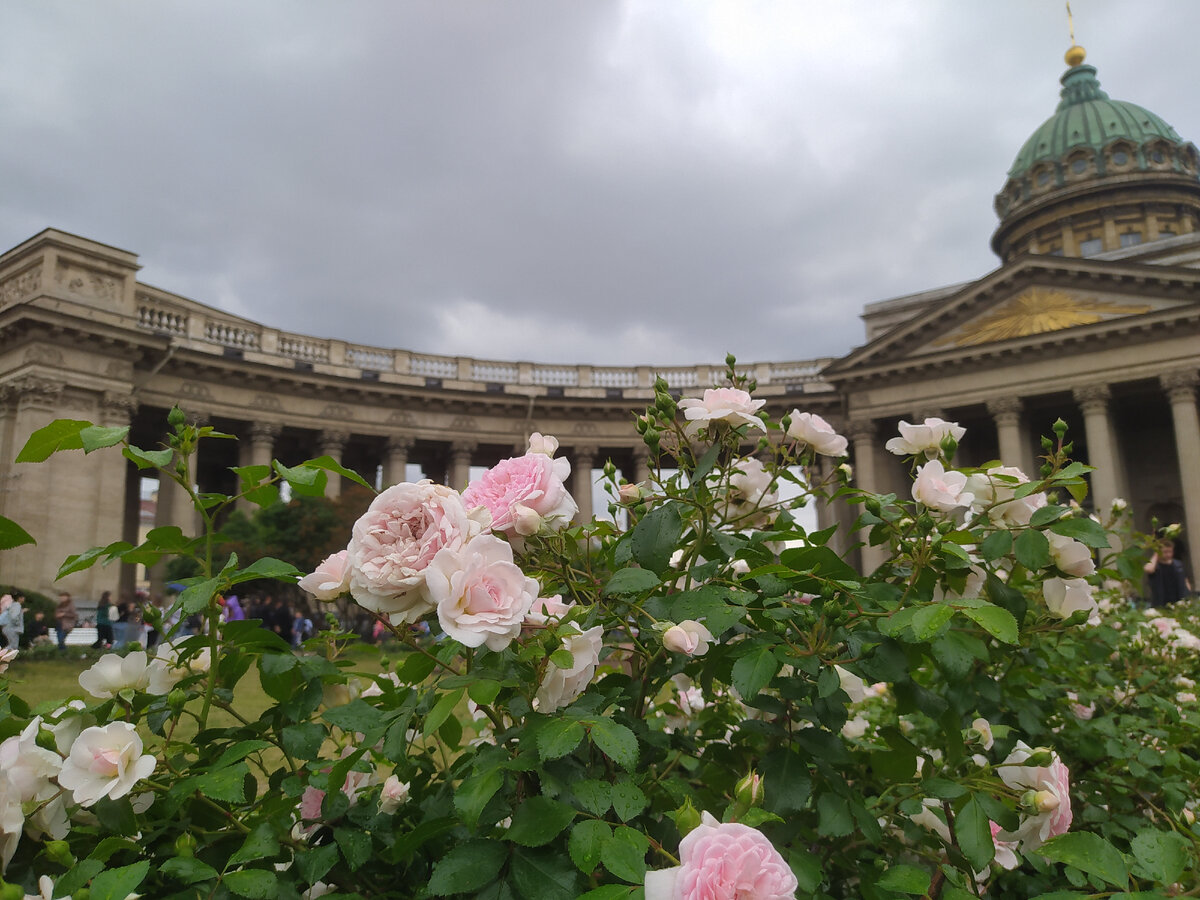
[136,296,188,335]
[410,355,458,379]
[593,368,638,388]
[279,334,331,363]
[531,366,579,386]
[347,346,393,371]
[205,320,260,349]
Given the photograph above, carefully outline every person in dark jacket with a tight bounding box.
[92,591,114,648]
[1144,539,1191,606]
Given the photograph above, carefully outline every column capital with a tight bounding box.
[449,440,477,461]
[386,433,416,454]
[1160,368,1199,403]
[318,430,350,454]
[845,418,877,444]
[249,421,281,445]
[10,375,65,411]
[986,395,1024,423]
[911,408,945,423]
[1072,383,1111,413]
[572,444,599,463]
[99,390,139,424]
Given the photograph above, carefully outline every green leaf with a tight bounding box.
[429,840,508,895]
[671,585,747,635]
[54,859,104,897]
[454,768,505,829]
[876,865,931,895]
[123,445,175,469]
[57,541,133,577]
[507,797,578,847]
[610,779,647,822]
[603,567,661,596]
[335,826,374,871]
[211,740,274,771]
[960,604,1019,644]
[15,418,90,462]
[303,454,375,491]
[587,718,639,770]
[324,699,385,736]
[910,604,955,641]
[228,823,281,867]
[572,779,612,817]
[424,688,465,737]
[179,576,222,614]
[779,545,861,582]
[281,723,325,758]
[1050,516,1112,549]
[1038,832,1130,888]
[160,857,220,885]
[1014,528,1051,570]
[468,678,502,706]
[817,793,854,837]
[601,827,649,884]
[511,847,582,900]
[272,460,328,497]
[1129,829,1188,884]
[80,424,130,453]
[537,718,585,761]
[89,860,150,900]
[224,868,278,898]
[578,885,633,899]
[979,530,1012,562]
[569,820,611,873]
[231,556,301,584]
[761,748,812,815]
[191,764,249,803]
[0,514,35,550]
[956,795,994,873]
[550,648,575,669]
[631,501,684,575]
[296,844,339,885]
[732,645,780,699]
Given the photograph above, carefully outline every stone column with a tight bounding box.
[847,418,886,573]
[97,392,138,598]
[317,430,350,499]
[1073,384,1121,515]
[1161,369,1200,574]
[813,455,852,556]
[237,422,280,512]
[987,396,1032,474]
[447,441,476,492]
[572,445,597,524]
[631,445,651,485]
[383,434,415,488]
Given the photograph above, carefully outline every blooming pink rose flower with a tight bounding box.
[885,418,966,458]
[645,811,797,900]
[463,453,577,539]
[996,742,1072,850]
[678,388,766,437]
[991,821,1020,870]
[57,722,156,807]
[787,410,848,457]
[346,480,486,626]
[1043,577,1098,622]
[525,593,575,626]
[379,775,411,814]
[426,534,539,651]
[299,550,351,601]
[663,620,714,657]
[535,624,604,712]
[912,459,972,513]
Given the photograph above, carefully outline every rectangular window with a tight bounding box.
[1119,232,1142,248]
[1079,237,1103,256]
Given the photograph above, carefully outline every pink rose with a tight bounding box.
[786,410,848,457]
[645,811,797,900]
[525,593,575,626]
[678,388,766,437]
[346,480,486,625]
[911,459,972,513]
[425,534,539,651]
[663,620,714,657]
[299,550,350,601]
[885,418,966,458]
[463,453,577,539]
[996,742,1072,850]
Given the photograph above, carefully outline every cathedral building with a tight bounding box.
[1,44,1197,599]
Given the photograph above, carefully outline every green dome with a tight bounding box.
[1007,64,1185,178]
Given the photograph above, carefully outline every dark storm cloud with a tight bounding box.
[2,1,1198,367]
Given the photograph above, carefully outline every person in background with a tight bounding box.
[290,608,313,648]
[0,594,22,649]
[27,609,50,645]
[224,594,245,622]
[144,594,166,648]
[113,596,133,649]
[92,591,114,649]
[54,592,77,651]
[1144,539,1191,606]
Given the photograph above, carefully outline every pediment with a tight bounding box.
[827,255,1200,377]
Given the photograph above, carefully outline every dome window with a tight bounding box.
[1080,237,1103,256]
[1036,170,1050,186]
[1119,232,1142,248]
[1111,150,1129,165]
[1152,150,1166,163]
[1071,159,1088,174]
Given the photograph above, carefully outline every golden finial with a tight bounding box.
[1064,2,1086,66]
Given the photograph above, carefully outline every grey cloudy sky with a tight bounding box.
[3,1,1198,368]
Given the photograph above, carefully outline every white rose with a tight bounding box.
[996,742,1072,850]
[299,550,351,601]
[535,625,604,713]
[426,534,539,651]
[146,641,212,695]
[0,647,17,674]
[885,418,966,458]
[965,466,1045,525]
[379,775,411,814]
[526,432,560,457]
[835,665,871,704]
[0,778,23,873]
[58,722,157,807]
[0,719,61,806]
[525,594,575,626]
[911,459,972,513]
[1043,577,1099,622]
[78,651,150,699]
[1046,532,1095,577]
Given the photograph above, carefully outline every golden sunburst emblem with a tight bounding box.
[934,288,1153,348]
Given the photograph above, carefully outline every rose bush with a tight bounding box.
[0,363,1196,898]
